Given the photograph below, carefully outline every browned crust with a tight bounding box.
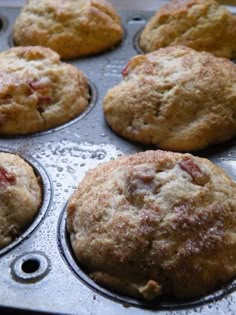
[13,0,123,59]
[0,46,89,135]
[140,0,236,58]
[0,152,42,248]
[67,150,236,299]
[103,46,236,152]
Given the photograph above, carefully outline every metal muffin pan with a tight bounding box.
[1,5,236,315]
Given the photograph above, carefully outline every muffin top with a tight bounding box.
[103,46,236,151]
[67,150,236,300]
[13,0,123,59]
[0,152,41,249]
[140,0,236,58]
[0,46,89,135]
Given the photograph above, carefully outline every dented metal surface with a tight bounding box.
[0,5,236,315]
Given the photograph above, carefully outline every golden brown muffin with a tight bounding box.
[103,46,236,152]
[140,0,236,58]
[67,150,236,300]
[13,0,123,59]
[0,152,41,249]
[0,46,89,135]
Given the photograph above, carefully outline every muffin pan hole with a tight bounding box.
[128,16,146,24]
[0,15,7,34]
[58,208,236,310]
[0,148,52,257]
[132,16,143,21]
[11,252,50,283]
[133,29,145,54]
[21,259,40,274]
[0,18,3,32]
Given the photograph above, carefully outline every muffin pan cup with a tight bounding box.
[1,5,236,315]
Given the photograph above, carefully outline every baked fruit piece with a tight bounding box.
[103,45,236,152]
[0,46,89,135]
[139,0,236,58]
[13,0,123,59]
[0,152,41,249]
[67,150,236,300]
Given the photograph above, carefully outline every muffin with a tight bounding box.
[0,46,89,135]
[0,152,41,249]
[67,150,236,300]
[140,0,236,58]
[13,0,123,59]
[103,46,236,152]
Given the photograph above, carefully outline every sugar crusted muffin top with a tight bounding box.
[67,150,236,300]
[13,0,124,59]
[0,46,89,135]
[140,0,236,58]
[0,152,41,249]
[103,45,236,152]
